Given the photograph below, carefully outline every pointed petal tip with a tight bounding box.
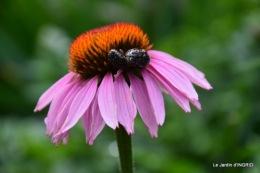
[45,133,51,136]
[111,126,117,130]
[34,105,43,112]
[195,107,202,111]
[201,79,213,90]
[203,83,213,90]
[120,125,134,135]
[150,134,158,138]
[116,122,119,128]
[182,105,191,113]
[190,98,202,110]
[114,122,120,129]
[62,142,68,146]
[46,129,54,136]
[109,123,119,130]
[87,140,94,146]
[185,109,191,113]
[128,132,134,135]
[125,127,134,135]
[158,122,164,126]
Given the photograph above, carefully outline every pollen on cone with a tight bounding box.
[68,23,153,79]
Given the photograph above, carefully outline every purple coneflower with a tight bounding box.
[34,23,212,146]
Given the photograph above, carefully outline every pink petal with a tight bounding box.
[141,70,165,125]
[62,132,70,145]
[98,72,118,129]
[147,66,191,112]
[114,73,137,134]
[44,117,48,126]
[148,50,204,77]
[60,76,98,133]
[34,72,76,112]
[128,73,158,138]
[148,59,199,100]
[45,80,78,136]
[52,130,70,147]
[82,105,92,140]
[88,99,105,145]
[148,50,212,90]
[82,94,105,145]
[190,99,201,110]
[148,60,203,111]
[49,80,82,136]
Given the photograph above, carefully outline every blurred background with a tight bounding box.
[1,0,260,173]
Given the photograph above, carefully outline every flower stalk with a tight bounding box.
[115,124,134,173]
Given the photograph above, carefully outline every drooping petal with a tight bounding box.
[141,70,165,125]
[129,73,158,138]
[82,94,105,145]
[49,80,82,136]
[148,50,205,77]
[88,99,105,145]
[52,130,70,147]
[45,80,78,136]
[148,50,212,90]
[62,132,70,145]
[98,72,118,129]
[148,59,199,101]
[34,72,76,112]
[190,99,201,110]
[148,60,204,111]
[114,73,137,134]
[60,76,98,133]
[82,105,92,141]
[147,66,191,112]
[44,117,48,126]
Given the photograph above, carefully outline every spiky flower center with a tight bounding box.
[69,23,152,79]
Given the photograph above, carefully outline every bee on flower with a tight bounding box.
[34,23,212,146]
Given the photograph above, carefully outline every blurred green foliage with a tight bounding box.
[1,0,260,173]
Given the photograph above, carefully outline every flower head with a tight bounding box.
[34,23,212,146]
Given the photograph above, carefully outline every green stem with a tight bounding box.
[115,124,134,173]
